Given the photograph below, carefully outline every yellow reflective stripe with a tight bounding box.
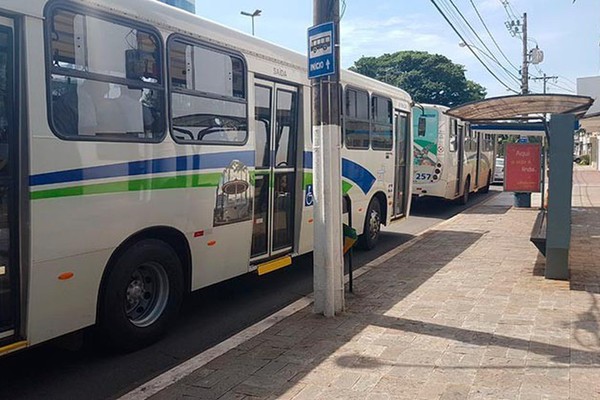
[0,340,28,356]
[257,256,292,276]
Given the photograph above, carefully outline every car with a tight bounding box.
[493,157,504,183]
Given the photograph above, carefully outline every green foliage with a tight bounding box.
[580,154,590,165]
[349,51,486,107]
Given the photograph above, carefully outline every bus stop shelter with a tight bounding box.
[447,94,594,280]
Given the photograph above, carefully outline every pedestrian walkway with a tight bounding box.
[143,167,600,400]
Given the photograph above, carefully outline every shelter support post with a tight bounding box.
[545,114,575,280]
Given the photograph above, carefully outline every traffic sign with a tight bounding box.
[307,22,335,79]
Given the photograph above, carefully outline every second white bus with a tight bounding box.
[412,104,495,204]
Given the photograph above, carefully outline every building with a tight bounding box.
[159,0,195,13]
[577,76,600,169]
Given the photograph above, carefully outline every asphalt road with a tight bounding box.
[0,187,499,400]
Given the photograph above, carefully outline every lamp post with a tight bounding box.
[240,9,261,36]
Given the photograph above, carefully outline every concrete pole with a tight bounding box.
[514,12,532,207]
[312,0,344,316]
[521,13,528,95]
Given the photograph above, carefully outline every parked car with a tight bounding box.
[493,157,504,183]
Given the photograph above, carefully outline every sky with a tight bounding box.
[195,0,599,98]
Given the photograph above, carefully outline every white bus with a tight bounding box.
[412,104,494,204]
[0,0,413,354]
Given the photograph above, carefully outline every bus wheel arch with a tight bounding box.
[373,191,388,226]
[96,226,191,350]
[357,192,386,250]
[481,171,491,193]
[459,176,471,205]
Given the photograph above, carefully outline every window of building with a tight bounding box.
[168,38,247,144]
[344,88,370,149]
[47,7,165,141]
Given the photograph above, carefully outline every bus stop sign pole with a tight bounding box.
[310,0,344,316]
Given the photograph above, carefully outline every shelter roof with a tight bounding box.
[446,94,594,122]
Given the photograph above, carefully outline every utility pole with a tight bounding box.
[531,73,558,94]
[521,12,528,94]
[312,0,344,317]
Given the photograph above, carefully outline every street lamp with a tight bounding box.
[241,9,261,36]
[459,42,500,65]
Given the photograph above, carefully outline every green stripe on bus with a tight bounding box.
[303,172,313,187]
[342,181,353,195]
[30,173,223,200]
[303,172,353,195]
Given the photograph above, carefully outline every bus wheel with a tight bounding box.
[99,239,183,351]
[358,199,381,250]
[459,177,470,205]
[480,172,491,194]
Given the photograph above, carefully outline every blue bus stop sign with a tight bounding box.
[307,22,335,79]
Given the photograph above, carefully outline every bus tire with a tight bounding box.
[459,177,470,205]
[357,198,382,250]
[480,172,491,193]
[98,239,183,351]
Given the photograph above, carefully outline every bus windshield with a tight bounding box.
[413,108,438,167]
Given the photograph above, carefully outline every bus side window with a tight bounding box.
[449,120,457,152]
[417,116,426,137]
[168,39,247,145]
[46,8,165,141]
[344,88,370,149]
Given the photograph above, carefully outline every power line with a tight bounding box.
[430,0,519,93]
[500,0,519,20]
[446,1,503,65]
[439,0,521,84]
[468,0,519,72]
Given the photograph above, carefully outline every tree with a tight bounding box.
[349,51,486,107]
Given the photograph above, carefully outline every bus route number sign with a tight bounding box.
[504,143,541,193]
[307,22,335,79]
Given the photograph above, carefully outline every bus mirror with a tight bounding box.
[418,116,426,137]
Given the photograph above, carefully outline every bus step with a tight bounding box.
[256,256,292,276]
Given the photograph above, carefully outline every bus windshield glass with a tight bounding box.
[413,107,438,166]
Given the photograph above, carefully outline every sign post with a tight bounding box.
[310,0,344,317]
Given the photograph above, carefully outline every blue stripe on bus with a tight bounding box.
[303,151,376,194]
[30,151,255,187]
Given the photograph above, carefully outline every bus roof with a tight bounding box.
[5,0,411,103]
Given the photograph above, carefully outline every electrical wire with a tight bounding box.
[469,0,519,72]
[449,0,521,83]
[430,0,519,93]
[438,0,521,84]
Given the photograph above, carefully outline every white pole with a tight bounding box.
[312,0,344,316]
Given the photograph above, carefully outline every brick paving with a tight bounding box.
[150,167,600,400]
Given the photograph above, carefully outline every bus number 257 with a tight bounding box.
[415,173,432,181]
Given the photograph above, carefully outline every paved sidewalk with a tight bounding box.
[148,169,600,400]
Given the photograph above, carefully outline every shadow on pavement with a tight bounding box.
[150,230,494,399]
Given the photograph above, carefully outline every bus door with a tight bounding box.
[453,120,465,197]
[251,80,298,261]
[0,18,19,344]
[475,131,481,188]
[392,111,409,218]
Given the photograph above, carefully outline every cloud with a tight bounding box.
[340,15,476,68]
